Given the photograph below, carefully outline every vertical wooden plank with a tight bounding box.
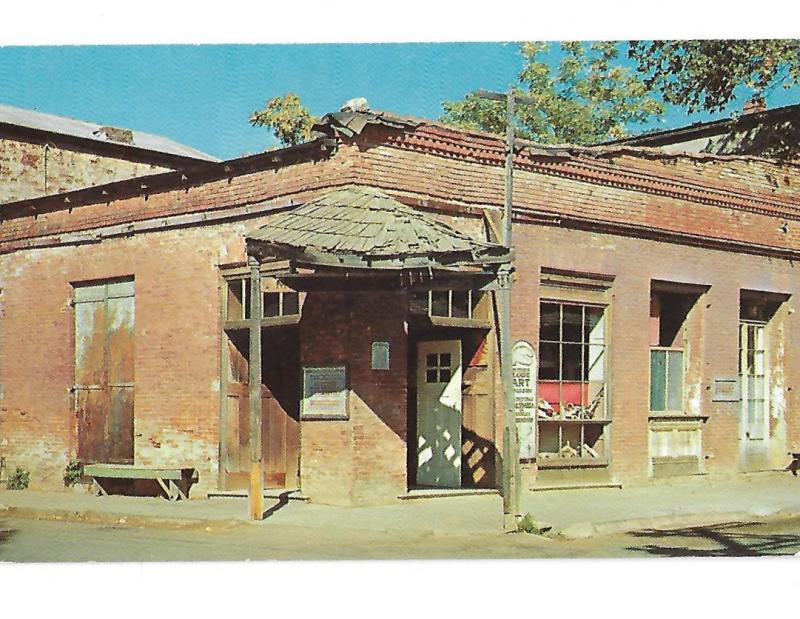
[106,290,135,464]
[218,278,229,490]
[75,289,108,463]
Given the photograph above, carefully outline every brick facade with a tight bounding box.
[2,111,800,503]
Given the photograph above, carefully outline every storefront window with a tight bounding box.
[538,302,606,419]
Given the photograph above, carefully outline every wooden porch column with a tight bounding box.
[248,256,264,520]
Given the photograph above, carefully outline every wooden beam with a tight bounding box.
[218,274,229,491]
[248,256,264,520]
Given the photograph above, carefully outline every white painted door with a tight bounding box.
[416,340,462,488]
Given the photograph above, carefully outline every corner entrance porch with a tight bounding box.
[235,185,511,505]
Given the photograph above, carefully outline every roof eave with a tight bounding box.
[246,237,512,271]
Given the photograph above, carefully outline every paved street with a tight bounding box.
[2,514,800,561]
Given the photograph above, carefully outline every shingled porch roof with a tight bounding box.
[246,185,511,270]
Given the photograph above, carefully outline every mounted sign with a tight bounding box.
[302,366,348,419]
[512,340,537,460]
[371,341,390,370]
[711,377,740,402]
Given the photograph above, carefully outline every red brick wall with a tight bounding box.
[6,138,800,259]
[2,125,800,499]
[510,223,800,485]
[298,291,408,505]
[0,225,236,493]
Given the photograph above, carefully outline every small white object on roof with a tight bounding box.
[340,97,369,113]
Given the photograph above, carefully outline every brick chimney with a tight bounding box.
[93,125,135,144]
[743,95,767,115]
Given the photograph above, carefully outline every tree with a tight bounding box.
[440,41,665,144]
[250,93,316,146]
[629,39,800,113]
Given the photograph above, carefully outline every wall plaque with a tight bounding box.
[302,365,348,419]
[512,340,537,460]
[711,377,740,402]
[371,341,390,370]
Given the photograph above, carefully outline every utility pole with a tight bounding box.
[475,87,537,530]
[248,256,264,521]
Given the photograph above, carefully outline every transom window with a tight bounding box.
[225,276,300,321]
[426,352,452,384]
[411,289,483,319]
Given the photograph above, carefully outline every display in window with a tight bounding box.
[537,302,605,420]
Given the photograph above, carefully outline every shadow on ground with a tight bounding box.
[0,520,17,553]
[625,521,800,557]
[261,491,292,520]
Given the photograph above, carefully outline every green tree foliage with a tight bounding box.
[250,93,316,146]
[441,42,664,144]
[629,39,800,113]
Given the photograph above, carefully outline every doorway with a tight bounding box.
[415,340,463,488]
[74,279,135,465]
[739,321,768,444]
[222,327,300,489]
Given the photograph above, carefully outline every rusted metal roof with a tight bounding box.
[247,185,511,270]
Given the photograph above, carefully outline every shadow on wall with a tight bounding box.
[461,427,495,488]
[710,119,800,159]
[299,292,408,441]
[625,520,800,557]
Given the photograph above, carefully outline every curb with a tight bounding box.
[555,508,800,540]
[0,504,244,531]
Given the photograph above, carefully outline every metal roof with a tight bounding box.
[0,103,218,162]
[247,185,511,270]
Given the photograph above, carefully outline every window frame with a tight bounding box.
[649,346,685,413]
[537,299,607,419]
[222,273,302,325]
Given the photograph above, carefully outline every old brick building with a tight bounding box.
[1,106,799,505]
[0,103,217,204]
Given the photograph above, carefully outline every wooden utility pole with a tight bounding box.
[248,256,264,520]
[476,87,536,529]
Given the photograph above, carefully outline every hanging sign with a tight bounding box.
[512,340,537,460]
[302,366,348,419]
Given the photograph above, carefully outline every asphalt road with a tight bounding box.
[2,515,800,561]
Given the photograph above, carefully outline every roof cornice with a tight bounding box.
[0,138,337,221]
[372,122,800,221]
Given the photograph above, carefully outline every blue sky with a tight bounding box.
[0,43,796,161]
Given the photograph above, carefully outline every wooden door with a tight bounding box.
[223,329,300,489]
[74,279,135,464]
[416,340,462,488]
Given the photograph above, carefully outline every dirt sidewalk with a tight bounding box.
[2,471,798,539]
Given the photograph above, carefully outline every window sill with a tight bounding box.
[224,315,301,330]
[648,413,709,422]
[409,314,491,329]
[537,458,609,470]
[537,418,612,425]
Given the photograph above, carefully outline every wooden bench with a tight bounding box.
[83,464,198,500]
